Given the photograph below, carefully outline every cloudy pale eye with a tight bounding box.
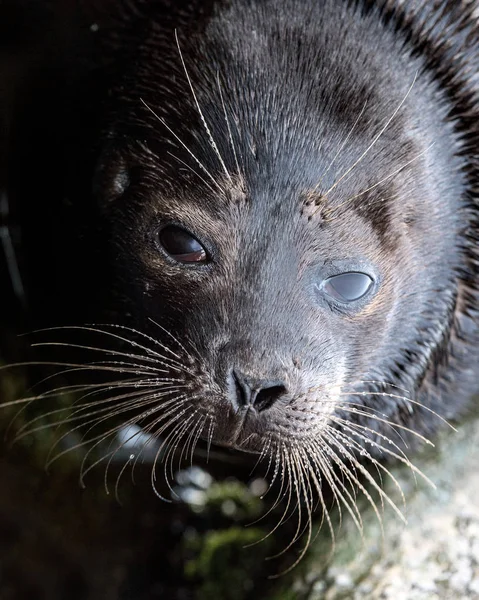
[323,272,373,303]
[159,225,207,263]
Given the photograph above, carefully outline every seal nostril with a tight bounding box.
[254,385,287,412]
[233,370,252,406]
[231,370,287,412]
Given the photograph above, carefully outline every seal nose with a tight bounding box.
[231,369,287,412]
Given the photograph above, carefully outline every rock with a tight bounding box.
[298,415,479,600]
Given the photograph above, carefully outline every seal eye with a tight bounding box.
[323,272,373,303]
[159,225,207,263]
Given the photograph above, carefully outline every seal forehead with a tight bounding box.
[130,2,437,252]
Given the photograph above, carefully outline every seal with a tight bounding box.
[3,0,479,560]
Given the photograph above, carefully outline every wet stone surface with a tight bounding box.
[296,416,479,600]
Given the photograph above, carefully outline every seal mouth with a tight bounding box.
[212,405,274,453]
[230,405,254,444]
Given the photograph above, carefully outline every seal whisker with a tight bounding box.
[216,71,243,179]
[0,361,170,386]
[329,417,435,488]
[320,428,388,529]
[269,443,334,577]
[168,408,204,480]
[245,440,285,528]
[334,404,411,449]
[205,416,215,463]
[87,323,195,367]
[141,99,221,189]
[251,443,294,543]
[324,425,409,523]
[130,426,160,486]
[11,384,184,443]
[342,385,456,430]
[174,30,232,182]
[321,72,418,199]
[7,372,184,432]
[2,372,178,441]
[331,412,411,462]
[149,403,195,502]
[130,404,198,485]
[327,423,398,505]
[21,323,189,366]
[264,440,282,493]
[266,442,292,514]
[325,142,435,218]
[80,396,190,492]
[333,402,436,445]
[30,340,190,374]
[249,432,273,478]
[49,394,189,481]
[43,395,182,476]
[28,337,183,369]
[102,418,157,497]
[304,456,343,558]
[269,446,314,566]
[344,379,412,395]
[167,151,219,195]
[312,99,368,193]
[114,453,135,506]
[290,397,412,438]
[300,441,342,552]
[307,438,364,535]
[162,411,198,493]
[262,447,300,557]
[148,318,204,365]
[188,412,209,466]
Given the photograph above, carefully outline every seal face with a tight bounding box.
[91,0,479,463]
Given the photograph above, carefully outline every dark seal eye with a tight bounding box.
[158,225,207,263]
[323,272,373,303]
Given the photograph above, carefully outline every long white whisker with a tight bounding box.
[167,151,218,195]
[312,100,368,193]
[175,30,232,182]
[216,71,242,178]
[141,98,220,188]
[323,72,418,198]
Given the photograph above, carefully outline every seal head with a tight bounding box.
[91,0,479,462]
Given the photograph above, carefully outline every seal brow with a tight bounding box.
[321,72,418,201]
[312,100,368,194]
[326,141,434,217]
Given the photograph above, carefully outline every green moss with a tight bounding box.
[185,526,273,600]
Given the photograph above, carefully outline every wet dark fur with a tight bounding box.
[2,0,479,549]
